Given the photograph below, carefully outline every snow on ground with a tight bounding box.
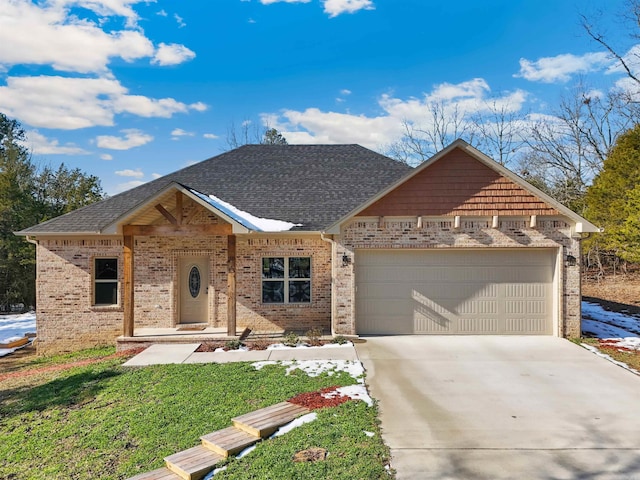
[0,311,36,357]
[582,301,640,337]
[252,359,365,383]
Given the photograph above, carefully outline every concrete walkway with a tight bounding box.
[123,343,358,366]
[355,336,640,480]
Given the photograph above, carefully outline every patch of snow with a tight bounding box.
[252,359,365,383]
[189,188,301,232]
[203,465,227,479]
[581,301,640,337]
[324,384,373,407]
[270,412,318,438]
[581,319,635,339]
[0,311,36,342]
[363,431,375,437]
[0,312,36,357]
[236,444,257,459]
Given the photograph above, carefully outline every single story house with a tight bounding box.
[18,140,599,354]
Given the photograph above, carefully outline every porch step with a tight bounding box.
[201,426,260,457]
[232,401,310,437]
[164,445,224,480]
[128,467,182,480]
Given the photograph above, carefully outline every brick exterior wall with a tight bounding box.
[332,216,581,338]
[34,233,331,354]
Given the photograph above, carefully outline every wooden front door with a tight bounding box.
[179,256,209,324]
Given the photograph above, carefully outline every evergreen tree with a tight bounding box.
[0,113,104,310]
[585,124,640,262]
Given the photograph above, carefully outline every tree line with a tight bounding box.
[0,113,103,311]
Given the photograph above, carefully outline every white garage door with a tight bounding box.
[356,249,556,335]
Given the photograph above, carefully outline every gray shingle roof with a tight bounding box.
[19,144,412,234]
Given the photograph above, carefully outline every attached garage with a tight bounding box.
[355,249,558,335]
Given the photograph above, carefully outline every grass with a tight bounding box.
[0,348,392,479]
[579,338,640,371]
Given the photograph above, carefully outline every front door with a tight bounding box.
[179,256,209,324]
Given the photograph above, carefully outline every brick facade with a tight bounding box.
[35,233,332,354]
[332,216,582,337]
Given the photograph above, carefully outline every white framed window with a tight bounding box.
[262,257,311,304]
[94,258,118,305]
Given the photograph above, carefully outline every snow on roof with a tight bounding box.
[188,188,301,232]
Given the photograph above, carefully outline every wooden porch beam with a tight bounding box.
[123,235,134,337]
[123,223,232,236]
[155,203,178,225]
[175,192,183,225]
[227,234,236,337]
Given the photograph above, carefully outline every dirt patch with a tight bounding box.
[0,348,145,383]
[583,269,640,313]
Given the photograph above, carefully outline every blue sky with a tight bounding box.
[0,0,634,195]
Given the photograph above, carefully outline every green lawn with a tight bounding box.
[0,348,392,479]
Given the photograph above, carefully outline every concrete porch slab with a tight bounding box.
[123,343,201,366]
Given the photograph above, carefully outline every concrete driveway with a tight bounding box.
[355,336,640,480]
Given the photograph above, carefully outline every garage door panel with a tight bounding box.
[356,249,555,335]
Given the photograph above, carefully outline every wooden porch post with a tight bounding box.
[227,234,236,336]
[123,234,134,337]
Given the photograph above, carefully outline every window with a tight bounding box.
[94,258,118,305]
[262,257,311,304]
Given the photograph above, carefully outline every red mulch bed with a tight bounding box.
[0,347,145,382]
[598,340,639,353]
[288,386,350,410]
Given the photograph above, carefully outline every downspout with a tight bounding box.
[320,232,337,337]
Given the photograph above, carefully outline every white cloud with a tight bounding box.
[152,43,196,66]
[157,9,168,16]
[174,13,186,28]
[266,78,527,150]
[340,89,352,95]
[151,172,162,179]
[115,180,146,192]
[190,102,208,112]
[515,52,612,83]
[0,76,207,129]
[23,130,89,155]
[97,129,153,150]
[171,128,195,140]
[171,128,195,137]
[322,0,374,17]
[100,153,113,160]
[0,0,155,73]
[203,133,219,139]
[115,168,144,178]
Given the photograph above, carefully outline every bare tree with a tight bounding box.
[472,98,528,167]
[581,3,640,89]
[385,101,476,165]
[225,119,265,149]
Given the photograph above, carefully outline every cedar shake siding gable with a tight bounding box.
[358,148,561,218]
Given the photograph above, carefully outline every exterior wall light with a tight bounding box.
[342,254,351,267]
[566,255,577,267]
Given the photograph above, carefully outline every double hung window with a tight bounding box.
[94,258,118,305]
[262,257,311,303]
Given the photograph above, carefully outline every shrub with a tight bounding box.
[283,331,300,347]
[305,327,323,346]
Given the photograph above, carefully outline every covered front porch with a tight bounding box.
[112,184,249,344]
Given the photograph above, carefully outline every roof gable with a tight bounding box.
[359,147,559,217]
[327,139,599,233]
